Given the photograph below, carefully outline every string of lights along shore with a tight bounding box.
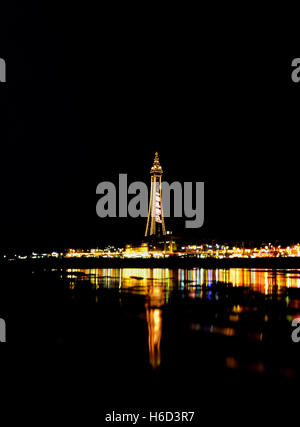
[145,152,166,237]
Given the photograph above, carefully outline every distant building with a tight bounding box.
[124,242,149,257]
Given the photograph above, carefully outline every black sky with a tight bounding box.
[1,4,300,250]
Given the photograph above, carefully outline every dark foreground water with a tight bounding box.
[3,266,300,419]
[63,267,300,372]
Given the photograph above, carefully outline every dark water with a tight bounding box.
[4,265,300,418]
[62,267,300,374]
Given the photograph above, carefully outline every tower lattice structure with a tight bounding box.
[145,152,166,237]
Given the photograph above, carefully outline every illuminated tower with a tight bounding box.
[145,152,166,237]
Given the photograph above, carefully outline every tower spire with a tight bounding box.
[150,152,163,174]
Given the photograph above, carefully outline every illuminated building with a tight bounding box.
[124,243,149,258]
[145,152,166,237]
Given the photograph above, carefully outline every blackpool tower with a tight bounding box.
[145,152,166,237]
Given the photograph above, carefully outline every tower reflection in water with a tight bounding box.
[146,307,162,369]
[73,268,168,369]
[120,268,166,369]
[67,267,300,370]
[118,269,167,369]
[145,279,164,369]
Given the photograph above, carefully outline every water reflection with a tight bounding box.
[145,277,164,368]
[68,267,300,295]
[65,267,300,369]
[146,307,162,369]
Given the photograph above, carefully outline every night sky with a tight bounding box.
[1,5,300,250]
